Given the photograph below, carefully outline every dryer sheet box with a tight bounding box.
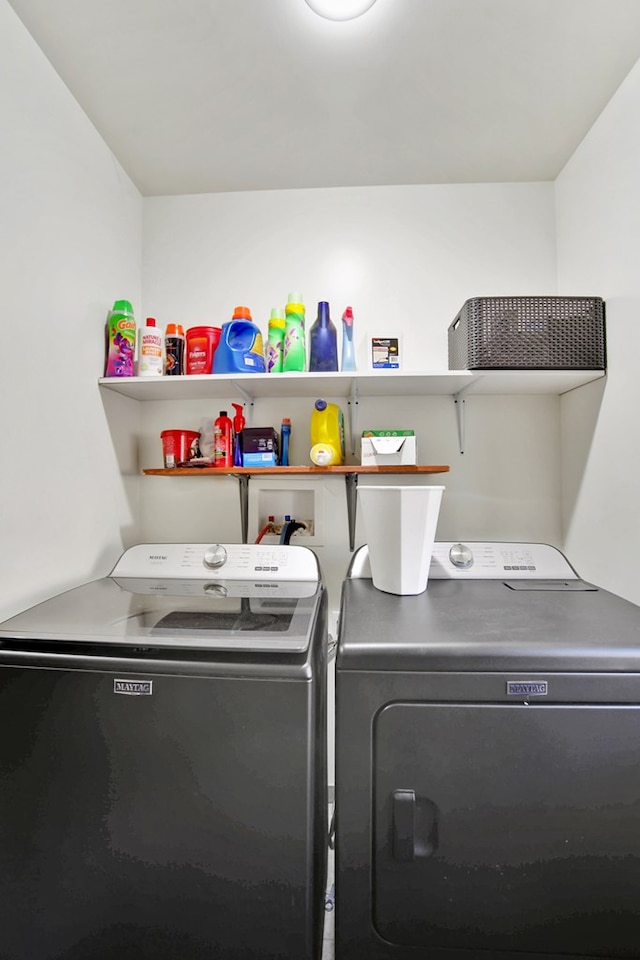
[241,427,279,467]
[361,430,416,466]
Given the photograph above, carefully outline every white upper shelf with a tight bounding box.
[98,369,606,402]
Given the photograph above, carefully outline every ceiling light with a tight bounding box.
[304,0,378,21]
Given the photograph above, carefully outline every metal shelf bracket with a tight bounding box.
[453,384,473,454]
[348,381,360,456]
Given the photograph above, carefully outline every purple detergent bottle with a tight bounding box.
[309,301,338,372]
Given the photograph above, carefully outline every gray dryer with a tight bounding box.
[336,541,640,960]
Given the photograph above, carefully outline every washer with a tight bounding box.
[336,541,640,960]
[0,542,327,960]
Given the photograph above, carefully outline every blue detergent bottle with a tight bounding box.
[213,306,266,374]
[309,301,338,372]
[280,418,291,466]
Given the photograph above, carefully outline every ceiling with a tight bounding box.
[8,0,640,196]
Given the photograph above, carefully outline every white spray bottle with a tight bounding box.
[341,306,356,371]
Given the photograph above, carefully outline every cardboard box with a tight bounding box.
[242,452,278,467]
[361,430,416,466]
[241,427,279,468]
[371,337,400,369]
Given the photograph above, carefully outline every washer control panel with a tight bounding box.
[111,543,320,581]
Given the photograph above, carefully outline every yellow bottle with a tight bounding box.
[310,399,345,466]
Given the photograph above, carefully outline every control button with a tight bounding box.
[204,582,228,597]
[203,544,228,569]
[449,543,474,569]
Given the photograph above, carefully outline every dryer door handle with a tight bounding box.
[392,789,439,861]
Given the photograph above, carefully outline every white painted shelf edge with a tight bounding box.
[98,368,605,402]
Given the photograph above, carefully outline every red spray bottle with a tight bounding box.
[232,403,245,466]
[213,411,233,468]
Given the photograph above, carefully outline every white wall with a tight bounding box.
[0,0,143,619]
[6,0,628,624]
[141,184,560,616]
[143,184,556,372]
[556,58,640,605]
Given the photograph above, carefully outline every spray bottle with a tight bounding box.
[341,306,357,371]
[232,403,245,467]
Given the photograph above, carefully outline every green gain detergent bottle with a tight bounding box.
[283,293,306,372]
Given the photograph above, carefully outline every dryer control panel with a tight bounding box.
[349,542,579,580]
[430,542,578,579]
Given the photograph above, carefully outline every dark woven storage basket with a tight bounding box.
[448,296,606,370]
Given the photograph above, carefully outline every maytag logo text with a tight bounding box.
[113,679,153,696]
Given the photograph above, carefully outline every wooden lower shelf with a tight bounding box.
[142,464,450,550]
[142,464,449,477]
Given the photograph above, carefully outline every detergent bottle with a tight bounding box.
[309,399,345,466]
[286,292,306,330]
[213,410,233,468]
[283,292,306,372]
[232,403,245,467]
[212,307,265,374]
[138,317,164,376]
[105,299,136,377]
[165,323,185,376]
[309,301,338,372]
[341,306,357,371]
[280,418,291,466]
[266,309,286,373]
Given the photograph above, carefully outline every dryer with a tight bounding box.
[0,542,328,960]
[336,542,640,960]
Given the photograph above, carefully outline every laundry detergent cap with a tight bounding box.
[112,299,133,314]
[315,398,328,412]
[232,305,252,320]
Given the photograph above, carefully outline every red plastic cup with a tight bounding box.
[160,429,200,468]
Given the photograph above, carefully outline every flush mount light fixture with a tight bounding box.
[304,0,377,21]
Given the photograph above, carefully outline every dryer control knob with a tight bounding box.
[203,544,228,569]
[449,543,474,568]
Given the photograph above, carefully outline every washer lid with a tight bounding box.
[0,576,322,653]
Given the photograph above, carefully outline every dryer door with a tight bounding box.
[374,702,640,958]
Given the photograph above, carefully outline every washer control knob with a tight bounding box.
[203,544,228,569]
[449,543,474,569]
[204,582,228,597]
